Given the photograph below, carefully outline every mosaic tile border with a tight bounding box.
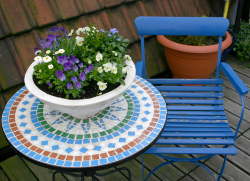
[2,76,167,168]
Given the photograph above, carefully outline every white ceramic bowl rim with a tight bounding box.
[24,60,135,107]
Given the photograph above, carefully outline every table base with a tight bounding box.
[52,167,131,181]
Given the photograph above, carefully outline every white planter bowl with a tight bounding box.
[24,60,135,119]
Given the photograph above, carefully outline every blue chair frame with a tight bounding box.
[134,16,249,181]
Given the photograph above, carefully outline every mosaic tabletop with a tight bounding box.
[2,75,167,169]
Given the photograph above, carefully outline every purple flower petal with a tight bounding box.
[78,63,84,68]
[73,65,78,72]
[79,72,86,81]
[88,64,94,71]
[57,56,68,65]
[47,81,52,87]
[71,76,77,83]
[67,83,73,90]
[64,62,72,71]
[75,82,82,90]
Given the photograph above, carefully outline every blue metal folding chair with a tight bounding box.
[134,16,249,181]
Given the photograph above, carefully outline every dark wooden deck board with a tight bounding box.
[0,55,250,180]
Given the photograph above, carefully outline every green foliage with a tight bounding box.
[233,21,250,62]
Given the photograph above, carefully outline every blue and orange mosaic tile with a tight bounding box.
[2,76,167,168]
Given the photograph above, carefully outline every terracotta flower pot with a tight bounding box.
[157,31,232,79]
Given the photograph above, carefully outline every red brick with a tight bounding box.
[0,0,36,34]
[54,0,84,20]
[81,0,104,13]
[27,0,60,26]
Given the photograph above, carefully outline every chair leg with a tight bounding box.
[217,155,228,181]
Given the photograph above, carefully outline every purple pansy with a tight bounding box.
[73,65,78,72]
[45,40,53,49]
[56,70,66,81]
[75,58,79,63]
[34,47,39,52]
[116,38,121,41]
[78,63,84,68]
[64,62,72,71]
[57,56,68,65]
[100,29,105,32]
[60,28,67,35]
[84,67,90,74]
[47,34,56,42]
[79,72,86,81]
[71,76,77,83]
[108,34,112,37]
[67,83,73,90]
[110,28,118,34]
[75,82,82,90]
[88,64,94,71]
[47,81,52,87]
[56,34,62,41]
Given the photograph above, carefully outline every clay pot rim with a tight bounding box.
[157,31,232,54]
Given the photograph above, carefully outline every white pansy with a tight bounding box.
[97,81,107,91]
[75,36,84,46]
[76,28,84,35]
[58,49,65,53]
[34,56,42,63]
[55,51,59,55]
[43,56,52,63]
[83,27,91,32]
[68,29,74,36]
[103,62,112,72]
[124,55,132,61]
[112,66,117,74]
[112,51,118,56]
[35,50,42,55]
[87,59,92,64]
[48,64,54,69]
[96,52,103,62]
[122,66,129,74]
[46,50,51,54]
[97,67,103,73]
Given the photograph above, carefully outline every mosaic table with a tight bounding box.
[2,76,167,174]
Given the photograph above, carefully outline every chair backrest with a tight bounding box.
[134,16,230,79]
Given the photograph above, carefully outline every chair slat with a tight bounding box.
[167,105,224,111]
[167,115,227,120]
[147,78,224,85]
[165,99,223,105]
[162,92,224,98]
[155,138,235,145]
[167,119,228,123]
[156,86,223,92]
[164,127,232,132]
[165,123,229,128]
[168,111,226,116]
[161,132,235,138]
[145,147,237,155]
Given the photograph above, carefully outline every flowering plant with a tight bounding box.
[33,24,132,99]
